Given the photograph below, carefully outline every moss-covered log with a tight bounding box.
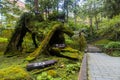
[26,23,63,61]
[26,23,74,61]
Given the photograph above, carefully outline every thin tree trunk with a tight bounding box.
[34,0,39,13]
[89,17,93,36]
[57,1,59,12]
[74,0,77,28]
[95,15,98,30]
[66,0,68,22]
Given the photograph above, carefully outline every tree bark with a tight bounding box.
[34,0,39,13]
[95,15,98,30]
[89,16,93,36]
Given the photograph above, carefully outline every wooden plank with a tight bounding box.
[78,54,87,80]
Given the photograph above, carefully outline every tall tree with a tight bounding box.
[78,0,102,34]
[0,0,24,28]
[103,0,120,18]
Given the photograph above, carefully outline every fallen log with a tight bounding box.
[26,60,57,71]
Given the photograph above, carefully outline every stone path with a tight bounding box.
[86,45,101,53]
[87,53,120,80]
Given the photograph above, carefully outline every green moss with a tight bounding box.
[0,37,8,43]
[0,65,32,80]
[61,47,79,53]
[51,47,61,54]
[47,70,57,77]
[26,56,35,61]
[26,23,63,61]
[60,47,83,60]
[0,52,3,56]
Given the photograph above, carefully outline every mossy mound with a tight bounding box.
[0,65,32,80]
[61,46,79,53]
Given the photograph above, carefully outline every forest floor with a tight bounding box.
[0,37,83,80]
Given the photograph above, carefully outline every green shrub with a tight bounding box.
[112,51,120,57]
[94,39,111,45]
[37,72,61,80]
[66,63,80,74]
[105,42,120,48]
[78,34,87,51]
[98,14,120,40]
[93,39,111,48]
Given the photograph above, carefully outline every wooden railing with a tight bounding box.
[104,48,120,54]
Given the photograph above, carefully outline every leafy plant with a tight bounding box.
[37,72,61,80]
[98,14,120,40]
[105,42,120,49]
[66,63,80,74]
[111,51,120,57]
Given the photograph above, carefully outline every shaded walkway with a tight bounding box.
[86,45,101,53]
[88,53,120,80]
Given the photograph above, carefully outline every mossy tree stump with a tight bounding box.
[26,23,74,61]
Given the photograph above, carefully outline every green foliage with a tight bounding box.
[66,63,80,74]
[93,39,111,48]
[48,11,59,21]
[103,0,120,18]
[105,42,120,49]
[37,72,53,80]
[1,0,24,28]
[37,72,61,80]
[48,11,65,21]
[0,29,14,38]
[68,19,89,31]
[98,14,120,40]
[111,51,120,57]
[79,34,87,51]
[94,39,111,45]
[47,70,57,77]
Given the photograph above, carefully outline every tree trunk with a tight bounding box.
[95,15,98,30]
[34,0,39,13]
[26,23,74,61]
[74,0,77,28]
[4,26,28,56]
[89,16,93,36]
[57,0,59,12]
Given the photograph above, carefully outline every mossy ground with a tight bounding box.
[0,35,84,80]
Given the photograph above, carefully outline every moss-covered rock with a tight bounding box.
[61,47,79,53]
[0,65,32,80]
[47,70,57,77]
